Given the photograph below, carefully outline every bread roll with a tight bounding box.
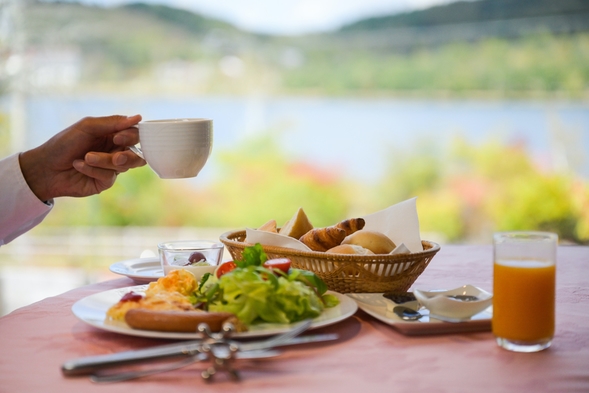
[326,244,374,255]
[258,219,277,233]
[299,226,346,252]
[342,230,396,254]
[279,207,314,239]
[335,218,365,237]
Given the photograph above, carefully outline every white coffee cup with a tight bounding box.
[132,118,213,179]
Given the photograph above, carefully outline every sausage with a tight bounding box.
[124,309,237,333]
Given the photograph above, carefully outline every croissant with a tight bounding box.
[299,226,347,252]
[335,218,365,237]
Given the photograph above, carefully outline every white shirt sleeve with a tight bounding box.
[0,153,53,246]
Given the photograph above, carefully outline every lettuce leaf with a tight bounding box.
[208,266,326,325]
[198,243,339,326]
[236,243,267,268]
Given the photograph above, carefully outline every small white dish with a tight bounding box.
[109,257,163,284]
[413,285,493,321]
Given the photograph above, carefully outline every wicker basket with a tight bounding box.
[219,230,440,294]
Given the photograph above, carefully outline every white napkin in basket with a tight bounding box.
[244,197,423,253]
[245,228,312,251]
[362,197,423,252]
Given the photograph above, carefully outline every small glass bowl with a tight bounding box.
[413,285,493,320]
[158,240,224,280]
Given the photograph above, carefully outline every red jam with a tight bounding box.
[120,291,143,302]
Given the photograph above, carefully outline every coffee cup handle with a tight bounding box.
[129,145,145,160]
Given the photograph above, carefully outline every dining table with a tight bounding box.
[1,244,588,393]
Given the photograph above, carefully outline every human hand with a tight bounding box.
[19,115,146,201]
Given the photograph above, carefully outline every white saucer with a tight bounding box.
[109,257,163,284]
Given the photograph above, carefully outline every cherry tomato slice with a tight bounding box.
[263,258,291,274]
[215,261,237,278]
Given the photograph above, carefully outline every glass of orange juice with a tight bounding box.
[493,231,557,352]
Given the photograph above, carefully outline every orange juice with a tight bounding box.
[493,259,555,342]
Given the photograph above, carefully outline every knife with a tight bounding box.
[62,333,338,376]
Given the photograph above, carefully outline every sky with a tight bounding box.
[73,0,463,35]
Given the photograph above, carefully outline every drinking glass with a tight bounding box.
[492,231,557,352]
[158,240,224,280]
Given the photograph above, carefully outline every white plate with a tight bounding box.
[109,258,163,284]
[72,285,358,339]
[347,293,491,336]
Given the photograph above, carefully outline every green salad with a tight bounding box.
[193,243,340,326]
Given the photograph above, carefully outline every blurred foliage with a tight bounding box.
[192,134,350,228]
[376,137,589,244]
[41,131,589,245]
[43,132,351,230]
[282,33,589,97]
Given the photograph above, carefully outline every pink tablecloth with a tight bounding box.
[1,245,588,393]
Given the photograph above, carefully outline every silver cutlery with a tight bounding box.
[86,319,314,383]
[63,332,338,376]
[62,333,339,376]
[63,319,338,381]
[62,319,325,376]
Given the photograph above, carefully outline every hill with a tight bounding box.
[18,1,269,91]
[341,0,589,31]
[4,0,588,98]
[334,0,589,50]
[120,2,239,35]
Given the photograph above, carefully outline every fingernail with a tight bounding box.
[113,134,125,145]
[115,154,128,165]
[86,153,98,164]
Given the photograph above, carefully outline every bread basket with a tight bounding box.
[219,230,440,294]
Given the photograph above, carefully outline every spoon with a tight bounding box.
[393,306,423,321]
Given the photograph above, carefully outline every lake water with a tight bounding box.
[6,94,589,183]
